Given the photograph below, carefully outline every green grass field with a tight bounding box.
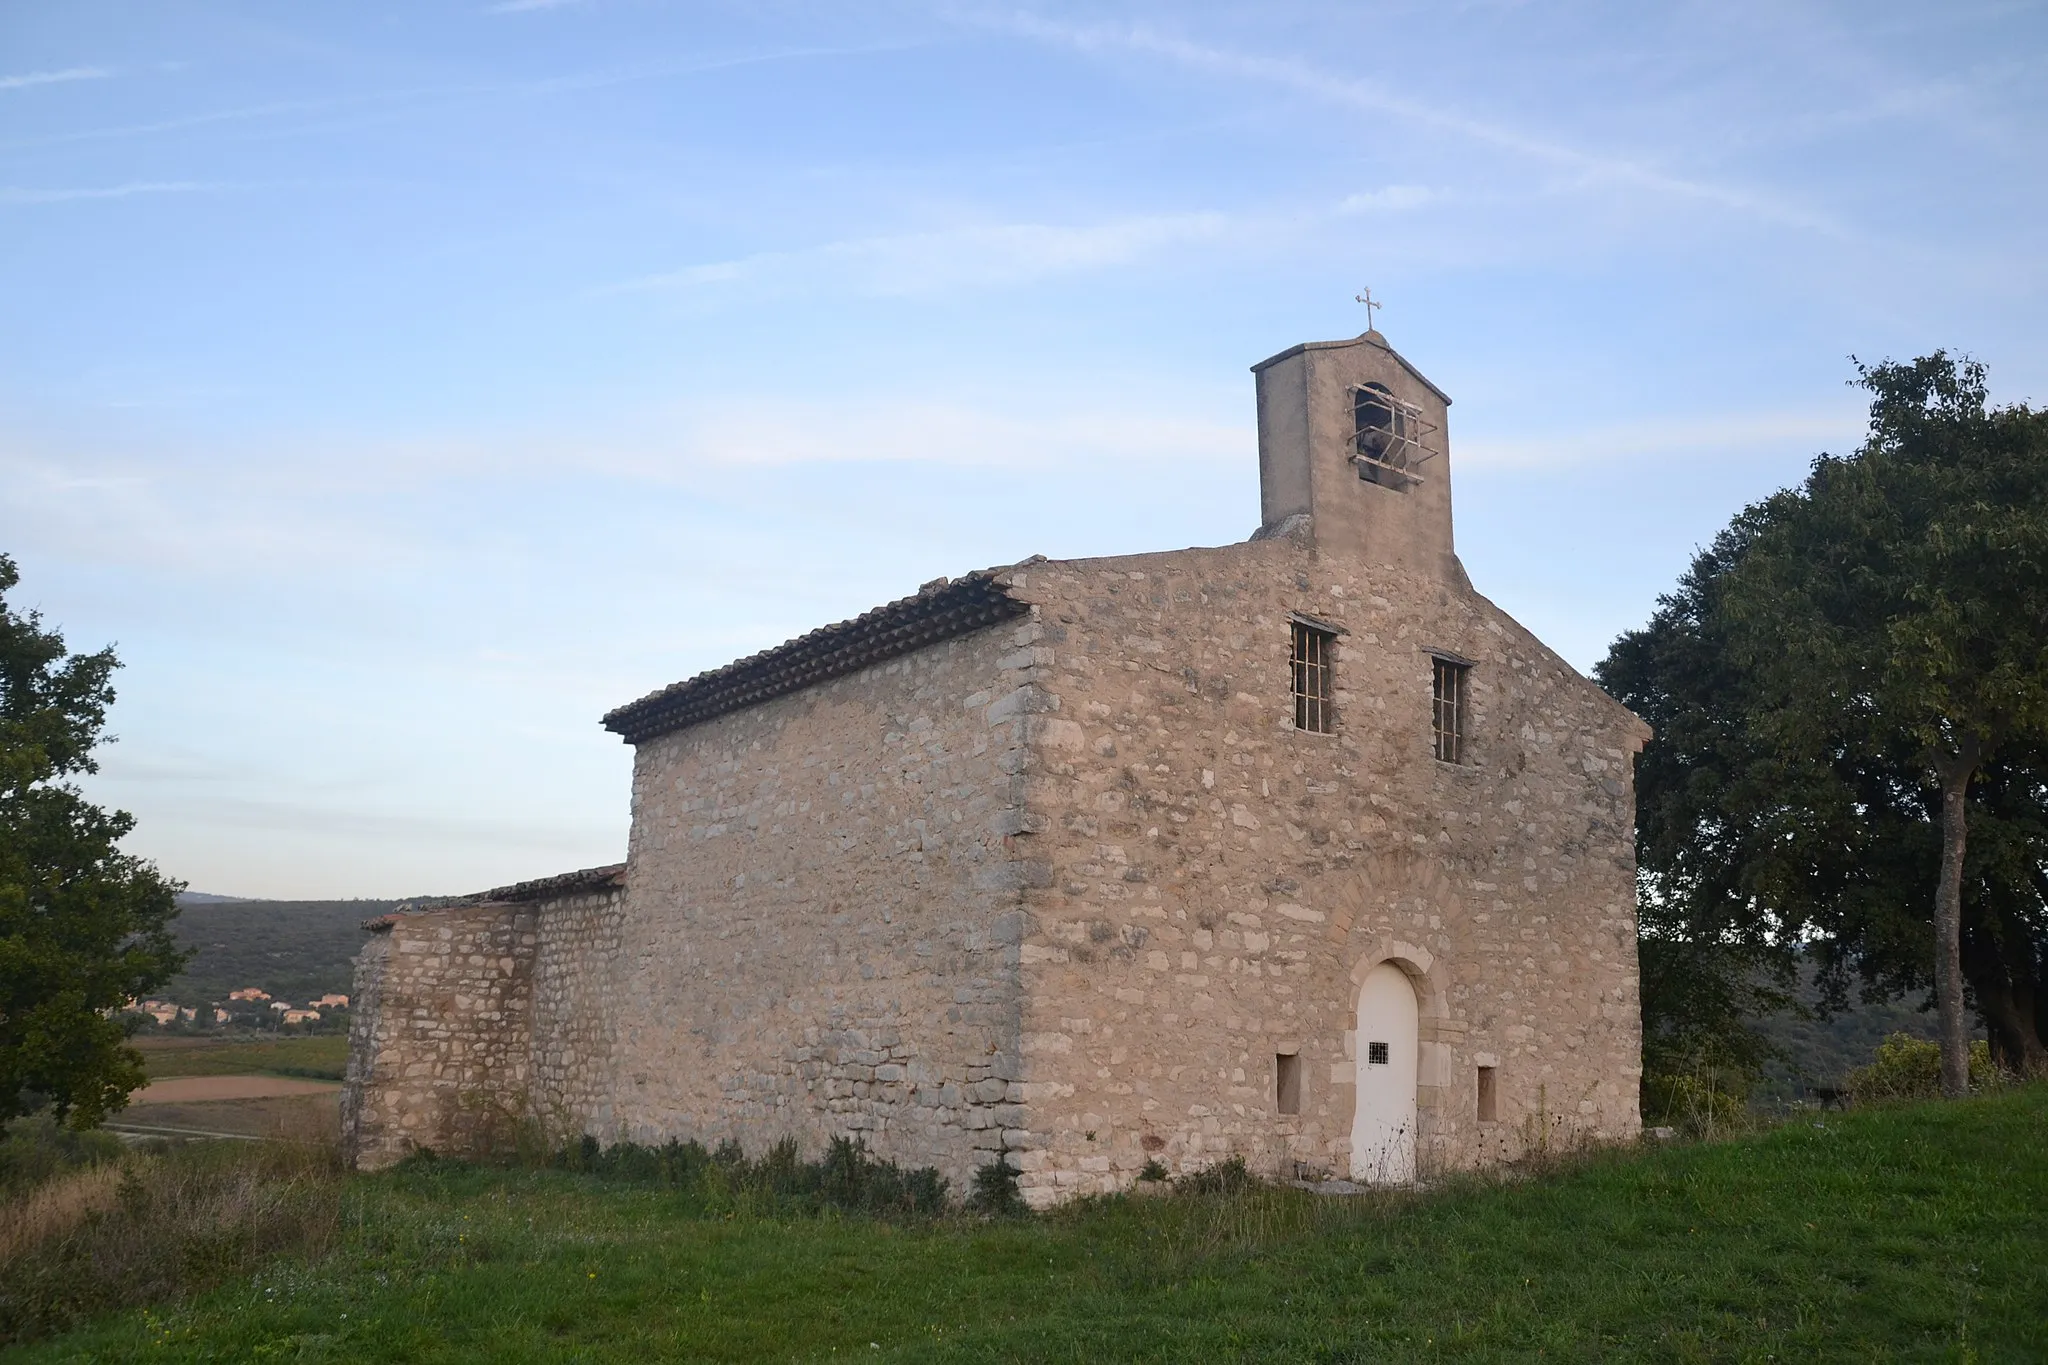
[134,1034,350,1082]
[11,1086,2045,1363]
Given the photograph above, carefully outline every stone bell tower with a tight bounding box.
[1250,328,1460,583]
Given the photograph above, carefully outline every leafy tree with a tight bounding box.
[1601,514,1806,1098]
[0,554,185,1124]
[1600,354,2048,1094]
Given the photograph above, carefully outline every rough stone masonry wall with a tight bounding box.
[343,901,538,1168]
[525,882,626,1142]
[607,621,1042,1194]
[342,881,626,1168]
[343,536,1644,1198]
[995,539,1648,1204]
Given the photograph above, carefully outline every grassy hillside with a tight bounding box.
[161,898,405,1008]
[11,1085,2044,1362]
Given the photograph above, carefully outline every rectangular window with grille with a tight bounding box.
[1432,656,1468,763]
[1291,621,1335,733]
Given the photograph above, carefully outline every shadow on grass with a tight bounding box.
[396,1132,953,1222]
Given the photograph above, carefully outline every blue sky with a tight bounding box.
[4,0,2043,898]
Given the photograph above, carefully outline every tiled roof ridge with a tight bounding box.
[474,862,627,904]
[362,862,627,931]
[601,567,1031,745]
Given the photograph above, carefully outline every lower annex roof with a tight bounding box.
[600,568,1031,746]
[362,862,628,931]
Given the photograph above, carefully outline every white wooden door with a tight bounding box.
[1351,962,1419,1183]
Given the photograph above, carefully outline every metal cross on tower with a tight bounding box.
[1354,286,1382,330]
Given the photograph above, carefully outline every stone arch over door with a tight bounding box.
[1348,942,1450,1184]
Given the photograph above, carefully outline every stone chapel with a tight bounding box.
[342,326,1652,1206]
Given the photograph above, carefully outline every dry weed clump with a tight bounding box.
[0,1113,126,1196]
[0,1162,131,1264]
[0,1125,346,1345]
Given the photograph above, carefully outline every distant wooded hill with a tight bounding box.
[1751,962,1951,1099]
[158,898,1945,1085]
[164,896,412,1007]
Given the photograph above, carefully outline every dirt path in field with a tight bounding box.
[112,1092,340,1140]
[128,1075,341,1104]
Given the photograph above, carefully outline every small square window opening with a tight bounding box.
[1292,622,1335,734]
[1432,657,1469,764]
[1276,1053,1301,1116]
[1367,1040,1390,1066]
[1477,1065,1498,1123]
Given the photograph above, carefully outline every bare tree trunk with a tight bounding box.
[1931,741,1980,1098]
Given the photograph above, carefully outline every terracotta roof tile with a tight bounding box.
[601,569,1028,745]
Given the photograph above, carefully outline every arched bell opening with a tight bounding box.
[1351,381,1412,488]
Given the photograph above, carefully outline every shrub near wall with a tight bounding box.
[1849,1033,2000,1102]
[543,1134,950,1220]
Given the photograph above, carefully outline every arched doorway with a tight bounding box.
[1351,961,1420,1183]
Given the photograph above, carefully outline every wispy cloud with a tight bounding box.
[984,12,1852,239]
[1337,185,1440,215]
[0,445,409,576]
[110,787,604,851]
[671,400,1247,471]
[519,44,928,96]
[0,47,921,152]
[617,212,1233,297]
[1458,408,1863,469]
[0,66,110,92]
[306,396,1249,484]
[0,97,373,152]
[223,393,1249,487]
[0,181,212,205]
